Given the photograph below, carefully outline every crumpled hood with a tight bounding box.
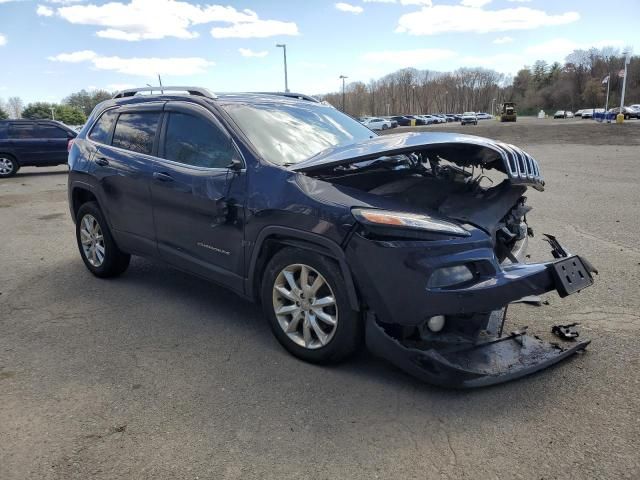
[291,131,545,191]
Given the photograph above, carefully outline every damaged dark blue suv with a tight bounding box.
[68,87,596,388]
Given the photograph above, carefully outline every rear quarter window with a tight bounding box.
[39,124,69,139]
[111,112,160,155]
[88,110,118,145]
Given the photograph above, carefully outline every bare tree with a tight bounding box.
[7,96,24,119]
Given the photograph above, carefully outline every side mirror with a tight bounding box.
[227,158,243,171]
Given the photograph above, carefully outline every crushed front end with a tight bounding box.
[295,132,596,387]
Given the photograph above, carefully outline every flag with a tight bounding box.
[618,69,625,78]
[602,75,610,84]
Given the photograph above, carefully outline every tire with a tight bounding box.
[261,247,361,364]
[75,201,130,278]
[0,154,19,178]
[382,124,388,130]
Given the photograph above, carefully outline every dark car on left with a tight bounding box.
[0,119,77,178]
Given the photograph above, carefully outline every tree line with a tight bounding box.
[1,46,637,121]
[319,47,637,117]
[0,89,111,124]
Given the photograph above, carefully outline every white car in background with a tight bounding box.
[460,112,478,125]
[361,117,392,131]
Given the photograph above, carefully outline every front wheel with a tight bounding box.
[261,248,361,364]
[76,202,130,278]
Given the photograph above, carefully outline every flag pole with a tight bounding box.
[605,76,610,111]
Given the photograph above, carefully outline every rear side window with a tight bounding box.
[89,110,118,144]
[112,112,160,155]
[39,125,68,139]
[9,124,36,139]
[163,112,234,169]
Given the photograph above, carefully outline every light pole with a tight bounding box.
[412,85,416,113]
[491,98,496,116]
[276,44,289,93]
[619,51,630,112]
[339,75,348,112]
[50,106,55,121]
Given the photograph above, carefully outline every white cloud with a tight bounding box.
[362,48,457,66]
[335,3,364,14]
[493,36,513,44]
[0,34,6,46]
[211,19,298,38]
[53,0,298,41]
[396,5,579,35]
[36,5,54,16]
[460,0,491,7]
[400,0,432,5]
[48,50,214,76]
[48,50,97,62]
[105,83,136,91]
[238,48,268,58]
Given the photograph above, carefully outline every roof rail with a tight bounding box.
[255,92,320,103]
[112,86,217,100]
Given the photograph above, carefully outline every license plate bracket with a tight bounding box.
[551,256,593,297]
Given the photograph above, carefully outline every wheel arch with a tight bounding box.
[70,184,100,222]
[246,226,360,311]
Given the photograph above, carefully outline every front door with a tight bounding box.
[151,102,247,292]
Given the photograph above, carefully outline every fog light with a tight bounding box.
[427,315,446,332]
[427,265,474,288]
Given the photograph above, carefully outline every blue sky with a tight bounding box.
[0,0,638,104]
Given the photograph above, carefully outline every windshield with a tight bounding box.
[222,101,376,166]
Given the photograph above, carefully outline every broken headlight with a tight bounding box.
[352,209,469,237]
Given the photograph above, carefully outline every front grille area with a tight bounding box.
[495,142,545,190]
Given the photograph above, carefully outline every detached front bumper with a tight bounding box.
[348,233,596,387]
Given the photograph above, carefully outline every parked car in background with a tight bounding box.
[67,86,595,387]
[574,109,586,118]
[361,117,392,131]
[405,115,427,126]
[382,117,398,128]
[554,110,571,119]
[417,115,435,125]
[607,107,638,119]
[460,112,478,125]
[580,108,601,119]
[0,119,77,178]
[476,112,493,120]
[390,115,412,127]
[444,114,456,122]
[429,114,447,124]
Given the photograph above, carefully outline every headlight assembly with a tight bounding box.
[352,208,469,237]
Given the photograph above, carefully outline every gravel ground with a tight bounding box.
[1,117,639,479]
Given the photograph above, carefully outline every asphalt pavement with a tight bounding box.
[1,118,639,479]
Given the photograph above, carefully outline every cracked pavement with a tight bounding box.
[1,118,639,479]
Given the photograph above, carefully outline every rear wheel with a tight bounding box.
[0,155,18,178]
[76,201,130,278]
[261,248,361,364]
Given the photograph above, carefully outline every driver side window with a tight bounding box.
[163,112,235,169]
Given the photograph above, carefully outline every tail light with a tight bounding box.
[67,139,75,152]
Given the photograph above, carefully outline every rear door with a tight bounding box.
[38,123,73,165]
[151,101,247,291]
[6,123,41,164]
[89,104,162,255]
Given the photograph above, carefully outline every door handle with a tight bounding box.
[95,156,109,166]
[153,172,174,182]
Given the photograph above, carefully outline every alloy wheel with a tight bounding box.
[272,263,338,349]
[80,214,106,267]
[0,157,14,176]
